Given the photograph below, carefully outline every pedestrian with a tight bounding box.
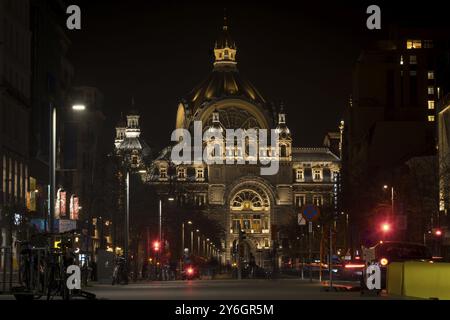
[142,259,148,280]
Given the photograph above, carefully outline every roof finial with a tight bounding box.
[223,8,228,31]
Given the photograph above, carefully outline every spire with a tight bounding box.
[278,102,286,125]
[129,96,139,116]
[214,11,237,67]
[223,8,228,31]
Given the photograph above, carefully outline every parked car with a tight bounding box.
[362,241,433,288]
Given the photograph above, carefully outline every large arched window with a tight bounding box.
[230,189,270,211]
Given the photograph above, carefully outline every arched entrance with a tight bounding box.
[226,178,275,266]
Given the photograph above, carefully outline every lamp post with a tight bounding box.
[123,167,146,285]
[125,170,130,283]
[158,195,174,249]
[49,103,56,235]
[383,185,395,218]
[196,229,200,256]
[49,104,86,235]
[191,230,194,255]
[181,220,192,270]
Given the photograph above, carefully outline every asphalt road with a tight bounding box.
[81,279,400,300]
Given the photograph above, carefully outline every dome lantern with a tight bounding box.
[214,14,237,68]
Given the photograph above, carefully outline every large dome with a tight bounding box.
[176,18,272,131]
[186,66,266,113]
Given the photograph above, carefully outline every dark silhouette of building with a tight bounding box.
[343,26,450,248]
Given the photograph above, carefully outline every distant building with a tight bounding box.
[116,20,342,266]
[343,27,450,246]
[112,100,152,254]
[114,102,151,170]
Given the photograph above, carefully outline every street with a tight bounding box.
[0,1,449,305]
[75,279,400,300]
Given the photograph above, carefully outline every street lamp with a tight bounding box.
[383,185,395,218]
[181,220,192,256]
[123,164,147,285]
[72,104,86,111]
[49,103,86,235]
[180,220,193,273]
[159,195,174,244]
[196,230,200,256]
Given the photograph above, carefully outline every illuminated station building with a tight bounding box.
[116,20,342,266]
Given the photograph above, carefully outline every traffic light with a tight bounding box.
[381,222,391,233]
[434,229,442,237]
[152,240,160,252]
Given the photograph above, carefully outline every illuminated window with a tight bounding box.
[295,169,304,182]
[232,219,241,233]
[428,115,435,122]
[409,55,417,64]
[313,195,323,207]
[252,216,262,233]
[196,168,204,180]
[428,71,435,80]
[195,194,206,207]
[313,169,323,182]
[428,100,435,110]
[159,167,167,179]
[263,217,269,230]
[428,86,435,95]
[424,40,433,48]
[177,167,186,179]
[294,194,306,208]
[406,40,422,49]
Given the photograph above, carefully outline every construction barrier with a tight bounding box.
[387,261,450,300]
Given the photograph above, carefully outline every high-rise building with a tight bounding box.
[0,0,32,249]
[28,0,74,226]
[343,26,450,246]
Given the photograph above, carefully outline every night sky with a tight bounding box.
[68,1,449,151]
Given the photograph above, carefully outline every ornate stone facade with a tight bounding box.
[117,20,341,266]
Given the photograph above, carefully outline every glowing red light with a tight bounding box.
[153,241,160,251]
[435,230,442,236]
[381,223,391,233]
[187,267,194,275]
[344,264,365,269]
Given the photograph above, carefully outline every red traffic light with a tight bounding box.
[435,229,442,237]
[152,241,160,251]
[187,267,194,275]
[381,223,391,233]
